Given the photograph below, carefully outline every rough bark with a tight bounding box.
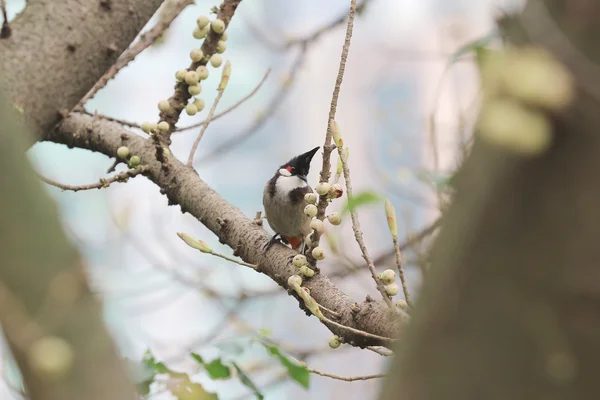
[0,96,135,399]
[0,0,164,141]
[379,1,600,399]
[46,112,404,349]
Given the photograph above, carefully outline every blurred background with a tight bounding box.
[2,0,520,398]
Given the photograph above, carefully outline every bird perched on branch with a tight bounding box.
[263,146,320,252]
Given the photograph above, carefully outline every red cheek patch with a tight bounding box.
[286,166,292,173]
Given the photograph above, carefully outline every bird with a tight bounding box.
[263,146,320,252]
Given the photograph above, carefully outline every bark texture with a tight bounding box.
[46,112,404,348]
[0,95,135,399]
[0,0,164,141]
[379,1,600,399]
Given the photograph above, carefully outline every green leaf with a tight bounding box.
[142,350,169,374]
[260,342,310,389]
[449,31,497,64]
[258,329,272,337]
[342,191,382,215]
[231,362,264,400]
[191,353,231,380]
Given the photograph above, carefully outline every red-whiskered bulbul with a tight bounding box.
[263,146,320,252]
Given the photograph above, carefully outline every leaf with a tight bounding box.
[231,362,264,400]
[257,329,272,337]
[260,342,310,389]
[143,350,169,374]
[342,191,382,215]
[191,353,231,379]
[449,31,497,64]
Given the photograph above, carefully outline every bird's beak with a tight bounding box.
[300,146,320,164]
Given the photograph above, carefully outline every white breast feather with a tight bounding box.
[275,175,307,195]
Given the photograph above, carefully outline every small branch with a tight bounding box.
[366,346,394,357]
[200,44,308,163]
[321,316,397,347]
[0,0,10,39]
[393,236,412,307]
[307,367,385,382]
[311,0,358,259]
[338,147,394,308]
[82,110,142,130]
[187,61,231,167]
[175,69,271,132]
[78,0,194,106]
[319,303,341,318]
[209,251,257,270]
[38,167,146,192]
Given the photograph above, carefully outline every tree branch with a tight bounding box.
[46,112,404,349]
[0,0,165,141]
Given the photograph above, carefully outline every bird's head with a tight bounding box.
[278,146,320,181]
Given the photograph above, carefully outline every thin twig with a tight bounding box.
[82,110,142,129]
[187,62,231,166]
[366,346,394,357]
[392,236,412,307]
[336,145,394,308]
[78,0,194,106]
[176,69,271,132]
[0,0,11,38]
[321,316,397,346]
[319,303,341,318]
[310,0,358,260]
[38,167,146,192]
[209,251,257,270]
[307,367,385,382]
[200,44,308,163]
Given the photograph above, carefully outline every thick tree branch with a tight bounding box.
[0,95,134,399]
[0,0,164,141]
[46,113,403,349]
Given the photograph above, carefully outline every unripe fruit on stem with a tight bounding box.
[327,212,342,226]
[288,275,302,287]
[158,100,171,113]
[304,204,317,217]
[193,98,205,112]
[299,265,314,277]
[379,269,396,285]
[185,71,200,85]
[216,41,227,54]
[328,335,341,349]
[305,232,313,247]
[292,254,307,268]
[129,155,140,168]
[396,299,407,310]
[188,84,202,96]
[196,66,209,80]
[310,218,324,234]
[328,183,343,199]
[312,246,325,260]
[192,25,209,39]
[175,69,187,82]
[141,122,152,133]
[186,103,198,116]
[385,283,399,297]
[196,15,210,29]
[211,19,225,34]
[316,182,330,196]
[221,31,228,41]
[158,121,169,131]
[190,48,204,62]
[305,193,318,204]
[117,146,129,159]
[210,54,223,68]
